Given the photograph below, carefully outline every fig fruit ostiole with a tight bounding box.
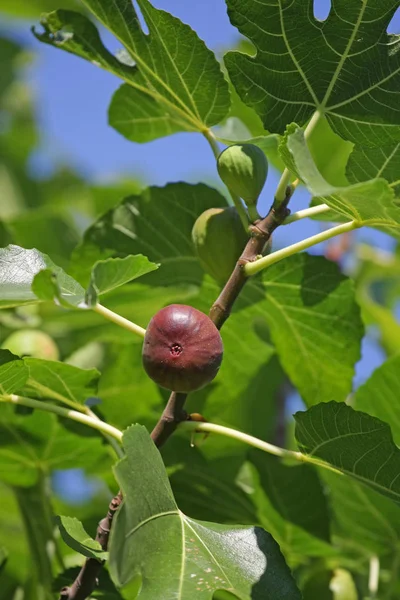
[142,304,223,393]
[217,143,268,209]
[192,206,249,286]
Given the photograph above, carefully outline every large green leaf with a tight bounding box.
[34,0,230,142]
[71,183,228,287]
[0,483,30,597]
[250,453,336,565]
[12,475,59,599]
[225,0,400,146]
[109,425,301,599]
[241,254,363,407]
[347,142,400,194]
[322,469,400,556]
[353,354,400,446]
[295,401,400,504]
[0,245,84,308]
[284,127,400,239]
[0,350,28,394]
[0,406,108,486]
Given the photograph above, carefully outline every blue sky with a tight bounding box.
[3,0,400,390]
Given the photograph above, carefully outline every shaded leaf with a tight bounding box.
[56,515,108,560]
[225,0,400,145]
[86,255,159,307]
[24,358,99,407]
[72,183,227,287]
[34,0,230,142]
[322,469,400,556]
[12,475,57,596]
[0,406,108,486]
[0,349,28,394]
[109,425,301,599]
[354,354,400,446]
[295,401,400,504]
[0,547,7,572]
[249,453,335,565]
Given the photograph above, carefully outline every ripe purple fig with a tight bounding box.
[142,304,223,393]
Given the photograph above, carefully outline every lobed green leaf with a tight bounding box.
[225,0,400,146]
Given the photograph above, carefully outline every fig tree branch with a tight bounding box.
[59,492,123,600]
[149,188,292,447]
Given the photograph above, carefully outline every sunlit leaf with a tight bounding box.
[33,0,230,142]
[225,0,400,145]
[241,254,363,407]
[86,255,159,307]
[347,142,400,195]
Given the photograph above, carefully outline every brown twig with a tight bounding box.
[59,492,122,600]
[150,392,188,447]
[60,189,292,599]
[151,189,292,447]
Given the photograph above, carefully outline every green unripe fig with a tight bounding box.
[192,207,249,285]
[217,144,268,206]
[2,329,59,361]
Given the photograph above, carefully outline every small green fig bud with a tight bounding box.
[217,144,268,205]
[2,329,59,361]
[192,207,249,285]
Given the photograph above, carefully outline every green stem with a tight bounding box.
[368,555,380,599]
[93,303,146,339]
[247,204,261,223]
[274,110,322,207]
[203,127,220,160]
[283,203,330,224]
[203,128,250,231]
[180,420,343,476]
[244,220,359,277]
[0,394,123,442]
